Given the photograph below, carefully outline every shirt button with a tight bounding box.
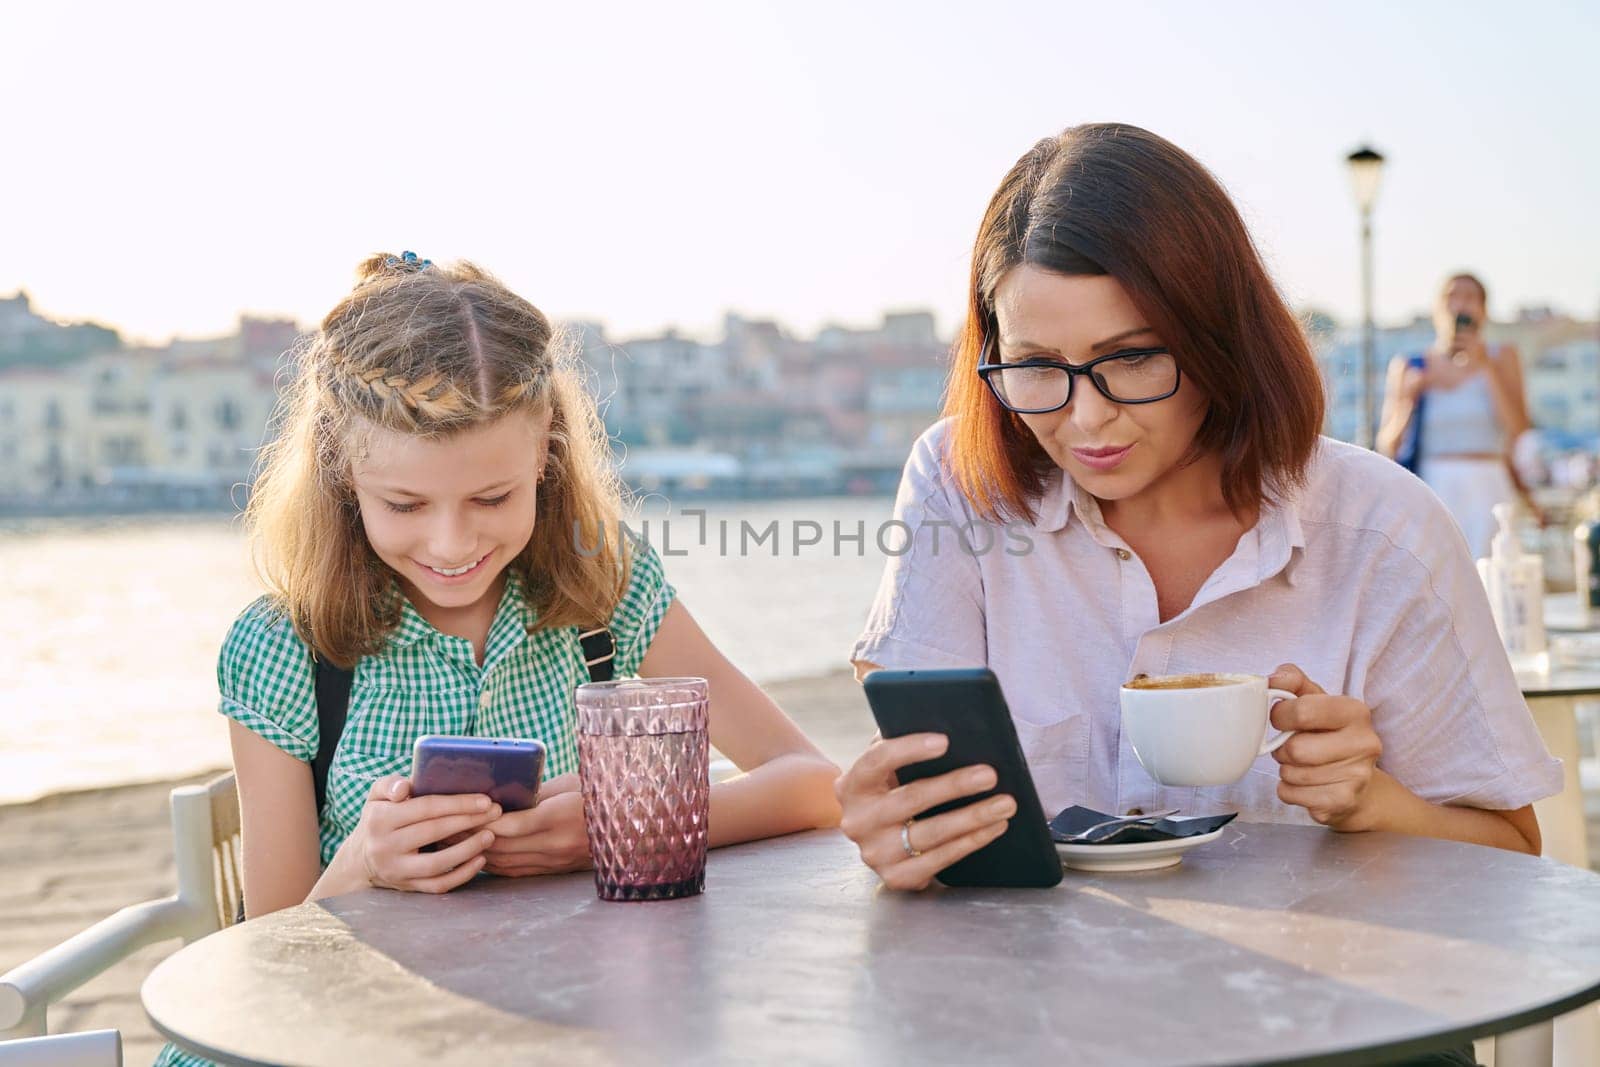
[1115,548,1131,561]
[479,691,491,709]
[1126,807,1145,816]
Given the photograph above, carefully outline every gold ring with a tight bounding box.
[901,818,922,859]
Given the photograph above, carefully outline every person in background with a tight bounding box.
[1378,273,1536,558]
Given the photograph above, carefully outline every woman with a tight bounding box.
[1377,273,1535,559]
[839,124,1559,894]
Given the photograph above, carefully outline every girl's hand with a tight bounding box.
[349,775,501,894]
[1269,665,1386,831]
[834,733,1015,891]
[481,774,593,876]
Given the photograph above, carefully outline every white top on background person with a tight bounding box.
[834,124,1558,892]
[1377,272,1536,559]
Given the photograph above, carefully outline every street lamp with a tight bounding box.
[1346,145,1385,450]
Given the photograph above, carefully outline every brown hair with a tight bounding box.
[943,123,1325,520]
[246,253,628,667]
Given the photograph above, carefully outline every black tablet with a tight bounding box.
[863,667,1062,888]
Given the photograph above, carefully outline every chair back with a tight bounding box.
[207,773,244,930]
[168,772,242,935]
[0,774,241,1042]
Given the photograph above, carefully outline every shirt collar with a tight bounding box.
[483,571,535,666]
[1258,490,1308,586]
[386,570,534,651]
[1030,468,1116,547]
[391,588,435,648]
[1030,467,1075,534]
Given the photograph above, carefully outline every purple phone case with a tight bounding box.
[410,735,545,812]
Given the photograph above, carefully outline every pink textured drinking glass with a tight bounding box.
[575,677,710,902]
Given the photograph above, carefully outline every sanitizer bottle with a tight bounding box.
[1478,503,1548,675]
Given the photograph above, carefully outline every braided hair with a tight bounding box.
[315,252,551,433]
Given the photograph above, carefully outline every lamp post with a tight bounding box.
[1346,145,1385,449]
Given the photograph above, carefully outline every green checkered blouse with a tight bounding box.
[153,544,673,1067]
[231,543,673,867]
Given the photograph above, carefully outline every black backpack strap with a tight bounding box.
[578,627,615,683]
[311,658,355,815]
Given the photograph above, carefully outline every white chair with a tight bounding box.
[3,760,722,1044]
[0,773,242,1043]
[0,1029,122,1066]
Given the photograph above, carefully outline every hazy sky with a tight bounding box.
[5,1,1596,345]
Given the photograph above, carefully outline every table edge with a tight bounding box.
[144,1002,284,1067]
[138,826,1600,1067]
[1523,684,1600,698]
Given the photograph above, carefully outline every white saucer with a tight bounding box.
[1054,826,1226,873]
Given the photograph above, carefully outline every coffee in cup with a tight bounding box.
[1124,673,1239,691]
[1119,672,1295,787]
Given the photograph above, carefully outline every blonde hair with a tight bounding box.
[246,252,628,667]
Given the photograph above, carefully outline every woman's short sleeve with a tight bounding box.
[217,596,318,762]
[608,539,677,678]
[1358,501,1564,811]
[851,420,988,671]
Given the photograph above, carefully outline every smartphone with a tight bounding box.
[863,668,1063,888]
[1454,311,1475,333]
[410,735,545,812]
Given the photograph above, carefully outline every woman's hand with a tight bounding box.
[834,733,1016,891]
[1269,664,1385,830]
[346,775,501,894]
[480,774,594,876]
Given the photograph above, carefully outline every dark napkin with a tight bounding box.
[1049,805,1238,846]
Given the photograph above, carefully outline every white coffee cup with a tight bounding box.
[1119,672,1296,787]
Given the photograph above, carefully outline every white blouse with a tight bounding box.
[851,419,1562,823]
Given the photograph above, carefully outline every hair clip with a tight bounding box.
[386,251,434,270]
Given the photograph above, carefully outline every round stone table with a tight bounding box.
[144,826,1600,1066]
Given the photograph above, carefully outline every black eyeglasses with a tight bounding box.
[975,333,1181,414]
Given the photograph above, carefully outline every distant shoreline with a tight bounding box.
[0,508,245,536]
[0,484,900,524]
[0,766,233,811]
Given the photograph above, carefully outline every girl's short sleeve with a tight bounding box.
[608,539,677,678]
[217,596,318,762]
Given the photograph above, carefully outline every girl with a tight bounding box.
[1377,272,1537,558]
[158,251,842,1065]
[237,252,839,902]
[837,125,1559,899]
